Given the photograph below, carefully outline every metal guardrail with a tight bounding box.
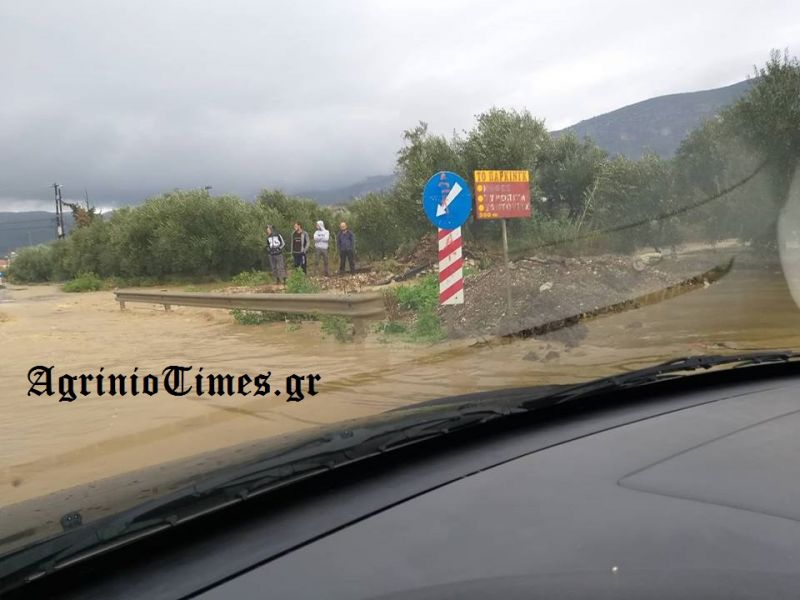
[114,289,386,336]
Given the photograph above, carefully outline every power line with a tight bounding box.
[0,224,57,233]
[0,217,58,226]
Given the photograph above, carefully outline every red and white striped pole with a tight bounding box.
[438,226,464,305]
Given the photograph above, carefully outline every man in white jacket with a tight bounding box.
[313,220,330,276]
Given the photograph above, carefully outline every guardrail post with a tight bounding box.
[119,300,126,310]
[352,317,367,340]
[163,304,171,312]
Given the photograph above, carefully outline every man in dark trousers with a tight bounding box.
[265,225,287,285]
[291,222,310,274]
[337,221,356,275]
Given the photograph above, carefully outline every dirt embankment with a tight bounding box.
[439,249,750,341]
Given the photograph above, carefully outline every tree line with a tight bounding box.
[9,50,799,284]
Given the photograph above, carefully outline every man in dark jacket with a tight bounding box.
[337,221,356,275]
[291,222,310,274]
[265,225,287,285]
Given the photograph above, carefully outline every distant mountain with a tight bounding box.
[0,212,74,255]
[300,81,755,205]
[297,174,396,205]
[553,79,754,159]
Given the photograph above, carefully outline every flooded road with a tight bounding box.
[2,257,800,505]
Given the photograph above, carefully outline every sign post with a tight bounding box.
[473,170,532,314]
[500,218,509,270]
[422,171,473,306]
[500,218,511,312]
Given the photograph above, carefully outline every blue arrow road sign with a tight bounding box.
[422,171,473,230]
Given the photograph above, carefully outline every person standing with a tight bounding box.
[337,221,356,275]
[313,220,330,276]
[265,225,287,285]
[291,222,310,274]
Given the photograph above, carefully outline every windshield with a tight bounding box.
[1,0,800,564]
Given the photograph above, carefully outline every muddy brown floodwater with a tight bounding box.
[2,256,800,507]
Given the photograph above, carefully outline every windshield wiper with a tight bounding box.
[2,350,798,594]
[517,351,800,409]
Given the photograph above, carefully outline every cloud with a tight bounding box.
[0,0,797,210]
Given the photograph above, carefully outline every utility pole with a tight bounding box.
[53,183,65,239]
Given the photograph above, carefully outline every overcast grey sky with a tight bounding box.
[1,0,798,210]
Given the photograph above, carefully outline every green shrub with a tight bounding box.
[230,309,288,325]
[349,192,403,259]
[231,270,271,287]
[411,306,444,342]
[477,255,493,270]
[376,321,407,334]
[63,271,103,293]
[256,190,336,243]
[320,315,352,342]
[7,245,56,282]
[285,269,320,294]
[393,274,438,311]
[230,269,317,325]
[513,214,596,256]
[381,276,444,343]
[57,220,114,278]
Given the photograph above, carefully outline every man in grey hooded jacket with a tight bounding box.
[313,220,330,276]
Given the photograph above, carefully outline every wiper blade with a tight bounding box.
[522,351,800,409]
[2,351,798,593]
